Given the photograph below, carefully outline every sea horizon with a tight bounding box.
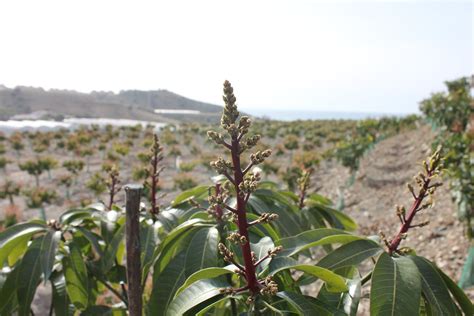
[243,109,418,121]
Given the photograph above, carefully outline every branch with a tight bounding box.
[254,254,271,267]
[222,170,236,185]
[97,279,129,307]
[223,204,238,214]
[243,162,255,176]
[244,193,251,204]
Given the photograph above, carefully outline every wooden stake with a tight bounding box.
[125,184,143,316]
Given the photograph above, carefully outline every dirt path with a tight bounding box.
[313,124,473,311]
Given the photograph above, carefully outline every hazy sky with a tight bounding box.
[0,0,472,114]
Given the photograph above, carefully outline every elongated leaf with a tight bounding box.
[172,185,209,206]
[252,190,304,237]
[410,256,460,315]
[101,225,125,273]
[0,266,19,315]
[277,228,362,257]
[51,271,74,316]
[317,239,383,271]
[140,221,157,281]
[184,227,219,277]
[246,213,279,241]
[59,206,103,225]
[81,305,127,315]
[176,267,235,296]
[151,220,211,277]
[459,245,474,289]
[75,226,104,258]
[148,253,187,316]
[166,278,228,316]
[194,296,232,316]
[306,202,357,231]
[308,193,333,205]
[342,277,361,316]
[370,253,421,316]
[64,241,89,310]
[277,291,345,316]
[7,234,29,266]
[156,208,190,232]
[268,257,347,292]
[316,267,358,313]
[252,236,274,273]
[17,236,44,316]
[0,222,47,266]
[41,230,61,282]
[437,266,474,315]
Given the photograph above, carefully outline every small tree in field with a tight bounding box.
[19,159,44,187]
[86,172,107,199]
[0,180,21,206]
[9,133,24,159]
[0,156,9,174]
[23,187,56,221]
[63,159,85,184]
[59,174,73,200]
[39,156,58,179]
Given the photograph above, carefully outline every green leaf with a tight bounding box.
[277,228,362,257]
[341,277,361,316]
[172,185,209,206]
[16,236,44,316]
[252,236,274,273]
[437,266,474,315]
[140,221,157,282]
[252,191,303,237]
[246,213,279,241]
[75,226,104,258]
[277,291,345,316]
[81,305,127,315]
[0,222,47,266]
[148,253,187,316]
[7,234,29,266]
[59,206,103,225]
[410,256,460,316]
[156,208,188,232]
[184,227,219,277]
[101,225,124,273]
[306,201,357,231]
[166,278,228,316]
[308,193,333,205]
[317,239,383,271]
[51,271,74,316]
[370,253,421,316]
[151,219,211,277]
[268,257,348,292]
[41,230,61,282]
[0,266,19,315]
[176,267,235,297]
[459,245,474,289]
[64,241,89,310]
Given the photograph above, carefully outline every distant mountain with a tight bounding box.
[0,85,223,123]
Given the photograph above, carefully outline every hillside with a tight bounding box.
[312,125,473,309]
[0,85,222,123]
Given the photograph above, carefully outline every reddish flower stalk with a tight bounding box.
[385,147,443,255]
[213,183,224,221]
[229,137,260,294]
[107,165,121,210]
[148,135,164,220]
[208,80,280,299]
[297,167,314,209]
